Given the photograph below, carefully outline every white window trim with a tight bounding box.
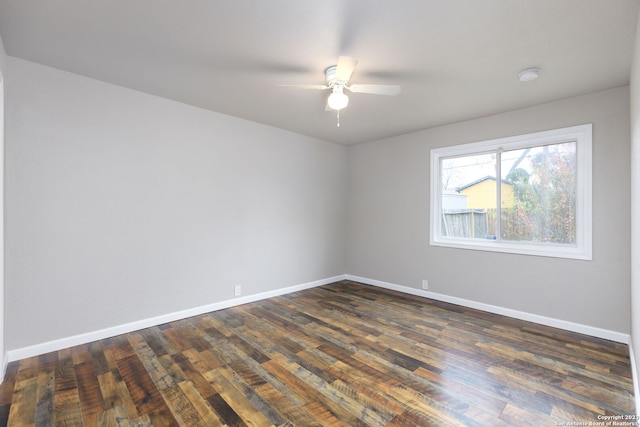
[430,124,592,260]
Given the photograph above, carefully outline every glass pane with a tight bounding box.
[441,153,497,239]
[500,142,576,244]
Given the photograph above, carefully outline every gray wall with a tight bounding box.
[0,34,5,77]
[3,55,633,354]
[347,86,631,333]
[0,30,6,374]
[630,5,640,395]
[5,57,347,351]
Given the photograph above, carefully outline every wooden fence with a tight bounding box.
[441,210,490,239]
[443,207,559,242]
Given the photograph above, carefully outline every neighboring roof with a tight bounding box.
[455,176,512,192]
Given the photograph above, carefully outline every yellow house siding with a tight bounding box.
[459,179,514,209]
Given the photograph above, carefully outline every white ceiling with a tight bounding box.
[0,0,638,145]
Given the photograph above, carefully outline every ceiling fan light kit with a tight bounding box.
[278,56,401,126]
[327,86,349,110]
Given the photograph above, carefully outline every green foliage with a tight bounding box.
[444,142,577,244]
[502,145,576,243]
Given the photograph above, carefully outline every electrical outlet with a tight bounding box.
[422,280,429,290]
[234,285,242,296]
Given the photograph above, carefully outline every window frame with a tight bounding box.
[430,124,592,260]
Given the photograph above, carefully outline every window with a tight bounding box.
[430,124,592,260]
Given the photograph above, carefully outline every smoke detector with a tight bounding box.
[518,68,540,82]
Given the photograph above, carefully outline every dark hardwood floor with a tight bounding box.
[0,280,635,426]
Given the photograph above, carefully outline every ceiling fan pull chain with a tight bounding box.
[337,110,340,127]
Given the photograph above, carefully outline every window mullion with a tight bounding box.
[495,149,502,242]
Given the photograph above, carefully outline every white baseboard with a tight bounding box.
[4,273,631,368]
[6,275,347,363]
[0,351,6,383]
[346,274,630,344]
[628,340,640,417]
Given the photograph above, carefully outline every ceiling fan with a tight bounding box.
[278,56,401,126]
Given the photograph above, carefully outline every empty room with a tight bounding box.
[1,0,640,425]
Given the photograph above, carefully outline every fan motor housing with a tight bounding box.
[324,65,339,85]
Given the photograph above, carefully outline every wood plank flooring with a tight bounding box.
[0,280,635,426]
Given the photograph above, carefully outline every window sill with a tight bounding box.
[430,237,592,260]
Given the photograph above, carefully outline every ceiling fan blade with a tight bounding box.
[348,84,401,96]
[335,56,358,82]
[276,84,330,90]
